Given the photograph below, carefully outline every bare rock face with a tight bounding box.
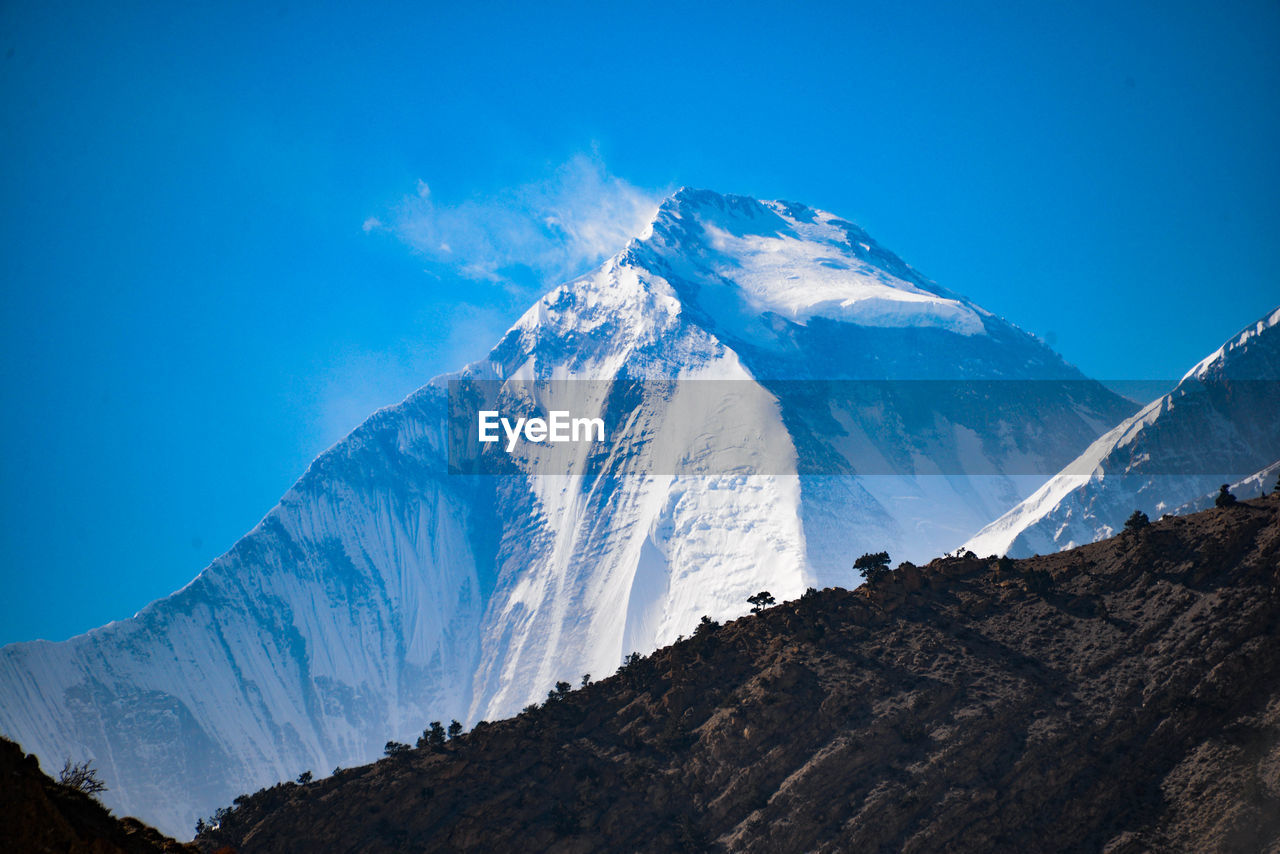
[0,736,196,854]
[195,494,1280,853]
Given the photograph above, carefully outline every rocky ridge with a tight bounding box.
[197,493,1280,853]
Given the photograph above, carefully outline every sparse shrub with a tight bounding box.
[854,551,891,584]
[522,704,539,716]
[694,615,718,636]
[384,741,410,757]
[747,591,775,613]
[58,759,107,796]
[296,770,313,785]
[448,720,463,739]
[1124,510,1149,533]
[1216,484,1237,507]
[581,673,591,687]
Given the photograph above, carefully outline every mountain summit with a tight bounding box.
[0,189,1133,835]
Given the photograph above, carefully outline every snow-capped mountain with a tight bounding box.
[0,189,1133,836]
[966,307,1280,557]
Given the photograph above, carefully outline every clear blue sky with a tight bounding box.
[2,0,1277,644]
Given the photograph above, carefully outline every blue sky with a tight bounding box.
[2,0,1277,644]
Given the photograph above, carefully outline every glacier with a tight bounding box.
[0,188,1136,836]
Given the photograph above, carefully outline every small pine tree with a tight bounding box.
[296,770,313,785]
[694,615,718,636]
[854,551,891,584]
[1216,484,1237,507]
[384,741,410,757]
[747,591,775,613]
[581,673,591,688]
[447,720,463,739]
[1124,510,1149,533]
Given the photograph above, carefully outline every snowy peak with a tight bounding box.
[965,306,1280,558]
[624,188,987,337]
[0,187,1138,839]
[1183,305,1280,382]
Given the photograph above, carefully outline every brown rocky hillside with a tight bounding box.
[0,736,197,854]
[198,494,1280,853]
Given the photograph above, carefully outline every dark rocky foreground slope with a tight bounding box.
[0,736,196,853]
[199,494,1280,853]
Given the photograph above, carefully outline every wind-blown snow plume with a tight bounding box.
[378,153,663,291]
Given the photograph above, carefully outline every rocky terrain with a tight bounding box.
[195,492,1280,853]
[0,736,196,854]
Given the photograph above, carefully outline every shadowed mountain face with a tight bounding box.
[199,495,1280,854]
[0,188,1134,836]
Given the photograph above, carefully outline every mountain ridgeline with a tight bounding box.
[0,188,1137,835]
[198,494,1280,853]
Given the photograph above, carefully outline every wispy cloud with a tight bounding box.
[310,156,663,452]
[375,153,664,294]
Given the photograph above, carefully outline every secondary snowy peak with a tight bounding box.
[965,306,1280,557]
[624,188,987,338]
[1182,306,1280,382]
